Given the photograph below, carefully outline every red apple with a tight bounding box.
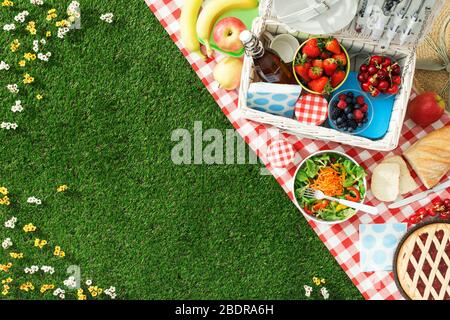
[213,17,247,52]
[408,92,446,126]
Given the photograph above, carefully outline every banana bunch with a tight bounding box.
[180,0,259,59]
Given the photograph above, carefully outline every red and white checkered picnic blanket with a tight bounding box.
[295,94,329,125]
[146,0,450,300]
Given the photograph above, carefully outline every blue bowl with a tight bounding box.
[328,89,374,135]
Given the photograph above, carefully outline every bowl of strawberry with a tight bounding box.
[358,55,402,98]
[293,37,350,95]
[328,90,373,135]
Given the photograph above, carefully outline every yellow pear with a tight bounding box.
[213,57,243,91]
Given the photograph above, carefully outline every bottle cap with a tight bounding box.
[239,30,253,44]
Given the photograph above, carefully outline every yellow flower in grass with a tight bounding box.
[36,94,43,100]
[1,0,13,7]
[34,238,47,249]
[23,223,37,233]
[56,19,70,28]
[23,73,35,85]
[0,187,8,195]
[1,278,12,284]
[9,252,23,259]
[40,284,54,293]
[19,282,34,292]
[57,185,68,193]
[0,263,12,272]
[46,31,52,38]
[46,9,57,21]
[312,276,326,286]
[53,246,65,258]
[88,286,102,297]
[24,52,36,61]
[0,196,11,206]
[18,60,26,67]
[26,21,37,35]
[10,39,20,52]
[77,288,87,300]
[2,285,10,295]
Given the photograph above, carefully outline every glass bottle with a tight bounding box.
[239,30,296,85]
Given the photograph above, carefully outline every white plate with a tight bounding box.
[273,0,359,35]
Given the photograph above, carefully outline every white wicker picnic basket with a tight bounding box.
[238,0,445,151]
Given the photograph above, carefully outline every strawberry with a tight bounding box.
[294,62,312,83]
[331,70,346,88]
[323,58,338,76]
[302,39,321,58]
[307,66,323,80]
[312,59,323,68]
[333,53,347,66]
[325,38,341,55]
[320,52,331,59]
[308,76,332,94]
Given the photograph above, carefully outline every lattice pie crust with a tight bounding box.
[396,223,450,300]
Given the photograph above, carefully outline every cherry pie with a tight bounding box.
[394,222,450,300]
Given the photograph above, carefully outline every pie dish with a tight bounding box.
[394,221,450,300]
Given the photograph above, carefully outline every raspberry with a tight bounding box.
[338,94,347,101]
[353,109,364,121]
[356,96,365,105]
[360,103,368,113]
[337,100,347,109]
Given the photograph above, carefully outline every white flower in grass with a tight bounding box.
[30,0,44,5]
[63,276,77,289]
[53,288,65,299]
[24,265,39,274]
[4,217,17,229]
[6,84,19,94]
[3,24,15,31]
[320,287,329,300]
[304,285,313,297]
[38,52,51,62]
[11,100,23,113]
[100,13,114,24]
[0,61,10,71]
[14,11,29,23]
[57,27,70,39]
[32,40,39,52]
[40,38,46,45]
[27,196,42,205]
[104,286,116,299]
[2,238,13,249]
[41,265,55,274]
[85,279,92,286]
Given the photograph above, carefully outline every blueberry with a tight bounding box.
[348,120,357,129]
[354,104,361,109]
[348,127,354,133]
[347,113,354,120]
[347,92,354,98]
[336,117,344,125]
[345,97,352,104]
[344,107,353,114]
[358,122,363,127]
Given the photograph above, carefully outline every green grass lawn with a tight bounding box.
[0,0,362,300]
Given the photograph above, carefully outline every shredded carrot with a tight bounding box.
[310,166,344,197]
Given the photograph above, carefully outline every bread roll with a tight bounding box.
[383,156,418,195]
[371,163,400,202]
[404,126,450,189]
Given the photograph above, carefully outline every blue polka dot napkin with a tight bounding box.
[359,223,407,272]
[247,82,302,118]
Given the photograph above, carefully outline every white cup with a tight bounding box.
[263,32,299,64]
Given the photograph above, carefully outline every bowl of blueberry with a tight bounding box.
[328,89,373,135]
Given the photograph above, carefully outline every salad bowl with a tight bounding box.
[292,150,368,225]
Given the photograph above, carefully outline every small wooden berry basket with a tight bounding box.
[238,0,444,151]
